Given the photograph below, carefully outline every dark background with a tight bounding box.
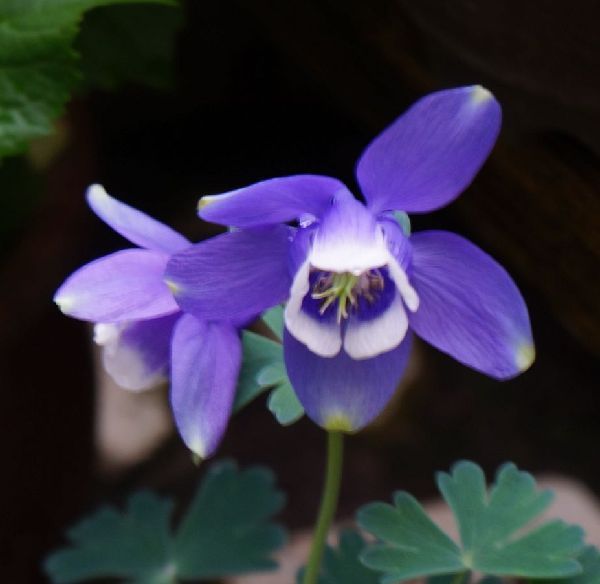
[1,1,599,581]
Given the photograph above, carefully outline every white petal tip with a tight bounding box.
[516,341,535,372]
[471,85,493,104]
[55,295,76,314]
[86,184,110,204]
[189,439,206,462]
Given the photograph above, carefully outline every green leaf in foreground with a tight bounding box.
[358,461,586,583]
[540,546,600,584]
[0,0,176,158]
[45,460,286,583]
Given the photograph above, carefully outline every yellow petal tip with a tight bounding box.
[471,85,493,104]
[197,195,217,211]
[516,341,535,372]
[164,279,180,295]
[323,413,354,433]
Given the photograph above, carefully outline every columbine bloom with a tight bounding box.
[165,86,535,433]
[54,185,242,458]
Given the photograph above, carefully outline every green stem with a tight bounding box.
[303,431,344,584]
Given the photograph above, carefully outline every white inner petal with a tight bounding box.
[309,223,389,275]
[102,343,166,392]
[343,294,409,359]
[387,253,420,312]
[94,322,122,346]
[94,322,165,392]
[284,261,342,357]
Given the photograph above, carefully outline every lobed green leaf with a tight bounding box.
[358,461,587,583]
[45,460,286,583]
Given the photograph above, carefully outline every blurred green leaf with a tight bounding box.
[427,575,470,584]
[0,0,176,158]
[234,330,284,411]
[301,530,379,584]
[539,546,600,584]
[0,156,41,255]
[77,3,182,91]
[263,304,284,339]
[267,375,304,425]
[173,461,286,578]
[358,461,585,583]
[45,460,286,583]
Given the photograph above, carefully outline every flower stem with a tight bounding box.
[303,430,344,584]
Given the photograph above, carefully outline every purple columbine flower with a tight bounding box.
[54,185,242,458]
[165,86,535,433]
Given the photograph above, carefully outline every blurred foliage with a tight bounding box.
[45,460,286,583]
[297,530,380,584]
[540,546,600,584]
[0,156,41,254]
[77,3,182,91]
[0,0,178,159]
[358,461,586,583]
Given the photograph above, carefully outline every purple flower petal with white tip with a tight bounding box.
[166,225,293,323]
[54,249,179,322]
[284,328,413,431]
[87,184,190,254]
[170,314,241,459]
[409,230,534,379]
[356,86,501,214]
[198,175,348,228]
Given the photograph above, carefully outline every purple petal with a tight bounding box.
[356,86,501,214]
[87,184,190,254]
[198,175,348,228]
[165,226,293,323]
[409,230,534,379]
[170,314,241,458]
[94,313,180,391]
[284,328,413,431]
[54,249,179,322]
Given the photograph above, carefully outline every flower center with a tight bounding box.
[310,269,387,323]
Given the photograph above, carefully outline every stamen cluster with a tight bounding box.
[311,269,385,322]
